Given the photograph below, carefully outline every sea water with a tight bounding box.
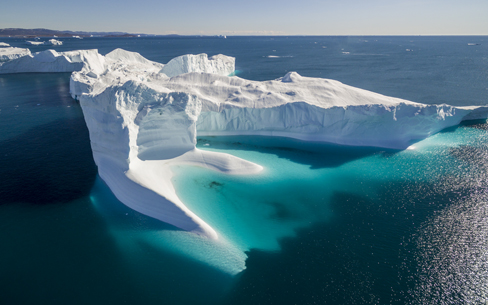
[0,36,487,304]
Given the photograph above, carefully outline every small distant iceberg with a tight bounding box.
[72,35,83,39]
[0,42,10,47]
[0,48,102,73]
[266,55,293,58]
[25,41,45,46]
[48,39,63,45]
[468,43,481,46]
[25,39,63,46]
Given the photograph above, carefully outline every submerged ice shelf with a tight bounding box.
[2,47,488,242]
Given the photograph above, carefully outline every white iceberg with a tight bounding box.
[0,47,31,62]
[0,49,103,74]
[68,49,488,239]
[25,41,45,46]
[0,42,10,47]
[48,39,63,46]
[25,39,63,46]
[160,53,235,77]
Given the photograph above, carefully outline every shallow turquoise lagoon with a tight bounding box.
[85,121,488,303]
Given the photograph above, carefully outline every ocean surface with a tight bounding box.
[0,36,487,304]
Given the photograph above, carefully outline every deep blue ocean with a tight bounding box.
[0,36,487,304]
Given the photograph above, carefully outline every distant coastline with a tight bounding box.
[0,28,175,38]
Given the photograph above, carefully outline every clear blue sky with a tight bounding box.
[1,0,487,35]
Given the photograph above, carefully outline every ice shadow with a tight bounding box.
[0,116,97,204]
[197,135,399,169]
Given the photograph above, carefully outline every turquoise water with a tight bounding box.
[1,36,488,304]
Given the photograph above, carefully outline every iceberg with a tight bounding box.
[0,42,10,47]
[48,39,63,46]
[0,49,103,74]
[68,49,488,239]
[0,47,31,62]
[70,49,260,239]
[25,41,45,46]
[160,53,235,77]
[25,39,63,46]
[3,47,488,239]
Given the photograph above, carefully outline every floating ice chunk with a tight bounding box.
[25,41,45,46]
[47,39,63,46]
[0,42,10,47]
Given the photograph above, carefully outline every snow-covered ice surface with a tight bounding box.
[3,47,488,272]
[0,47,31,62]
[48,39,63,46]
[0,49,103,73]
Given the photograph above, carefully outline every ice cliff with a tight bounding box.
[2,47,488,239]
